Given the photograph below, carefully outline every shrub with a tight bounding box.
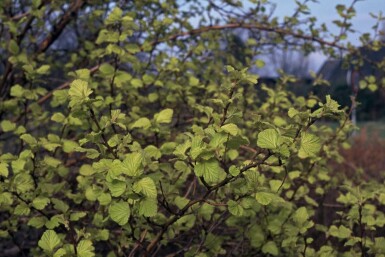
[0,1,384,256]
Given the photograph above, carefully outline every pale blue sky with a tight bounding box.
[268,0,385,71]
[270,0,384,42]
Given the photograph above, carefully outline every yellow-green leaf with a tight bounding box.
[133,177,157,198]
[76,240,95,257]
[154,109,173,124]
[38,230,61,253]
[299,132,321,158]
[109,201,130,225]
[257,129,279,149]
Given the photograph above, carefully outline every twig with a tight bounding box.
[145,152,272,254]
[89,107,118,158]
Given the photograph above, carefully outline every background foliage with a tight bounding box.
[1,0,385,256]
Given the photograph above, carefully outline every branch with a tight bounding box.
[13,21,358,123]
[37,0,86,54]
[146,152,271,254]
[149,22,351,52]
[30,21,355,108]
[89,107,118,159]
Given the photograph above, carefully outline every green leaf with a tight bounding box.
[1,120,16,132]
[12,159,26,173]
[99,63,115,76]
[68,79,93,104]
[51,90,68,107]
[85,148,99,159]
[0,162,9,177]
[329,225,351,239]
[122,152,143,177]
[209,133,228,148]
[12,173,35,193]
[44,156,61,168]
[109,201,130,226]
[28,216,48,228]
[262,241,279,256]
[76,240,95,257]
[190,136,205,159]
[20,133,38,146]
[325,95,341,113]
[175,196,189,209]
[51,113,66,123]
[194,159,223,183]
[8,39,19,55]
[133,177,157,198]
[79,164,94,176]
[36,65,50,75]
[245,74,259,84]
[97,193,112,206]
[257,129,279,149]
[70,68,91,80]
[107,180,127,197]
[0,192,13,205]
[70,212,87,221]
[85,187,99,201]
[298,132,321,158]
[38,230,61,253]
[255,59,265,68]
[14,203,30,215]
[138,198,158,217]
[45,215,66,229]
[292,207,309,225]
[288,108,299,118]
[226,65,235,72]
[188,76,199,86]
[368,83,378,91]
[132,117,151,129]
[255,192,275,205]
[10,84,24,97]
[94,229,109,241]
[229,165,240,176]
[33,197,50,210]
[53,248,66,257]
[227,200,244,216]
[106,7,123,25]
[221,123,239,136]
[131,78,143,88]
[144,145,161,159]
[51,198,69,213]
[154,109,173,124]
[269,180,282,192]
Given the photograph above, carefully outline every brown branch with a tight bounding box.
[37,0,86,54]
[89,107,118,159]
[9,0,52,21]
[129,229,148,257]
[239,145,259,154]
[149,22,351,52]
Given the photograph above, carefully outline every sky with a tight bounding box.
[268,0,385,71]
